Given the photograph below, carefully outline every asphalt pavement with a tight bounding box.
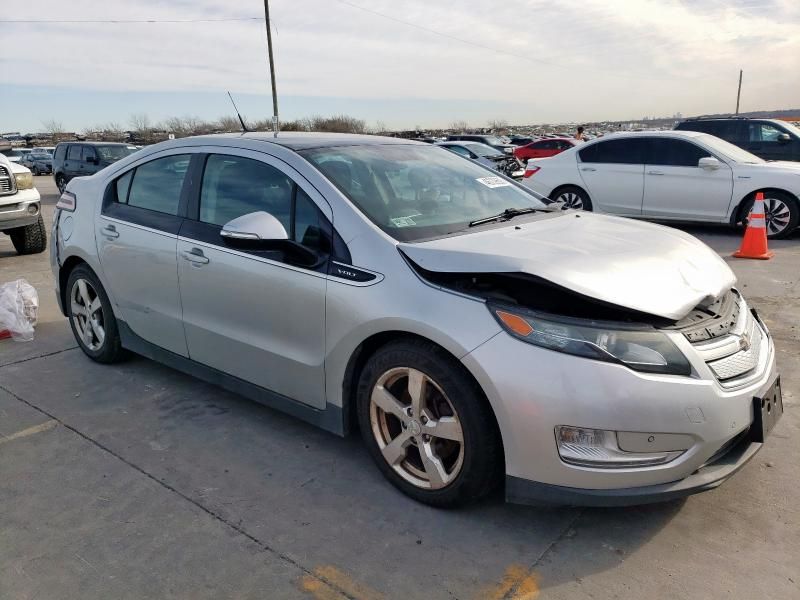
[0,176,797,599]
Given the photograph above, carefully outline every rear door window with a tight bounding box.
[67,145,82,161]
[579,138,645,164]
[127,154,191,215]
[647,138,710,167]
[82,146,98,162]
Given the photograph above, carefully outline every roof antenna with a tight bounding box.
[227,91,249,133]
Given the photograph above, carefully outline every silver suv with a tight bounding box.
[51,133,781,507]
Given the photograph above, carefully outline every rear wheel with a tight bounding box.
[550,185,592,211]
[9,215,47,255]
[356,339,503,507]
[66,265,125,363]
[739,191,799,239]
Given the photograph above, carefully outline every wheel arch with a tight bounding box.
[340,329,504,462]
[549,182,589,201]
[730,187,799,225]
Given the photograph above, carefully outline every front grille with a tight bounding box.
[675,290,769,388]
[0,165,16,195]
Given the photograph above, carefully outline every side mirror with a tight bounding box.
[777,133,791,144]
[85,155,97,164]
[698,156,721,170]
[220,211,288,242]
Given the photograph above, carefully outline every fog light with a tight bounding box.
[27,204,39,215]
[555,426,684,468]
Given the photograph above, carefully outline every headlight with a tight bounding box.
[491,304,691,376]
[14,172,34,190]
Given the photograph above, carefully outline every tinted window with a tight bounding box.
[199,155,293,230]
[82,146,97,161]
[67,145,82,161]
[579,138,645,164]
[114,170,134,204]
[647,139,710,167]
[677,120,741,142]
[446,145,472,158]
[54,145,66,161]
[127,154,190,215]
[96,145,138,162]
[748,122,784,142]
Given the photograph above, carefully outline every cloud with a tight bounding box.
[2,0,799,127]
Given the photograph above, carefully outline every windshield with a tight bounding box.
[96,145,138,162]
[698,134,765,164]
[467,143,504,157]
[301,144,545,242]
[481,136,504,146]
[778,120,800,138]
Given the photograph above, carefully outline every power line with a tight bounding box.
[0,16,261,24]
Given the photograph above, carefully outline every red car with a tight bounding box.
[514,137,580,161]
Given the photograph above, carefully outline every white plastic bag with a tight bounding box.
[0,279,39,342]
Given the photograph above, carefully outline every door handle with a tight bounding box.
[101,224,119,239]
[647,170,665,176]
[580,167,597,172]
[182,248,210,265]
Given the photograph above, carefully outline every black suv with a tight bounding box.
[53,142,138,192]
[674,117,800,161]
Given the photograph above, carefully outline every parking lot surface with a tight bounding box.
[1,177,798,599]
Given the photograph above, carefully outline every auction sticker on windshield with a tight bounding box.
[476,176,511,188]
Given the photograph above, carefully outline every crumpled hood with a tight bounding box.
[399,212,736,320]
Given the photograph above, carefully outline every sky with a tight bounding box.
[1,0,799,133]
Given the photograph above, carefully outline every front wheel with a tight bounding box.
[9,215,47,255]
[550,185,592,211]
[356,339,503,507]
[66,265,125,363]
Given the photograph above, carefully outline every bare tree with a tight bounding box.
[449,120,469,132]
[371,120,389,135]
[129,113,152,133]
[41,119,65,140]
[487,118,509,131]
[217,115,243,132]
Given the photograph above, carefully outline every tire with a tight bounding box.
[32,167,40,176]
[550,185,592,211]
[356,339,503,507]
[56,174,66,193]
[9,215,47,255]
[66,264,125,364]
[738,191,799,239]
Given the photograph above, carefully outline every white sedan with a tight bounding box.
[521,130,800,238]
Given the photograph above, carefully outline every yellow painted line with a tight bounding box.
[0,420,57,446]
[483,564,540,600]
[300,565,385,600]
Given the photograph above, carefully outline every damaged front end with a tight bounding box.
[410,263,695,376]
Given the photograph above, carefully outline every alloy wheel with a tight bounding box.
[764,197,791,236]
[369,367,464,489]
[557,191,584,210]
[70,278,106,351]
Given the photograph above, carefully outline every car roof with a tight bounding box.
[594,130,706,139]
[56,141,133,147]
[185,132,422,151]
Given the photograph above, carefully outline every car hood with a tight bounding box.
[398,212,735,320]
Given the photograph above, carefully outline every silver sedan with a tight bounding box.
[51,133,780,507]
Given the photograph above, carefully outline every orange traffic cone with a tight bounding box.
[733,192,773,260]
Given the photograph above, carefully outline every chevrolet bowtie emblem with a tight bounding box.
[738,333,751,352]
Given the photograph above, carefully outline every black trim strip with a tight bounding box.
[117,320,345,435]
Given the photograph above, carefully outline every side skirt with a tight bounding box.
[117,320,345,436]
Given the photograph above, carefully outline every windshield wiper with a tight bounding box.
[468,207,543,227]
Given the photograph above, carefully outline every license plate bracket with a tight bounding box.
[752,376,783,443]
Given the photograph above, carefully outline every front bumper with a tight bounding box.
[0,188,41,231]
[462,308,778,506]
[506,429,761,506]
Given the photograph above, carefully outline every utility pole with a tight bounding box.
[263,0,279,136]
[735,69,743,115]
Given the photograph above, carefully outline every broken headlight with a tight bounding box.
[491,304,691,376]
